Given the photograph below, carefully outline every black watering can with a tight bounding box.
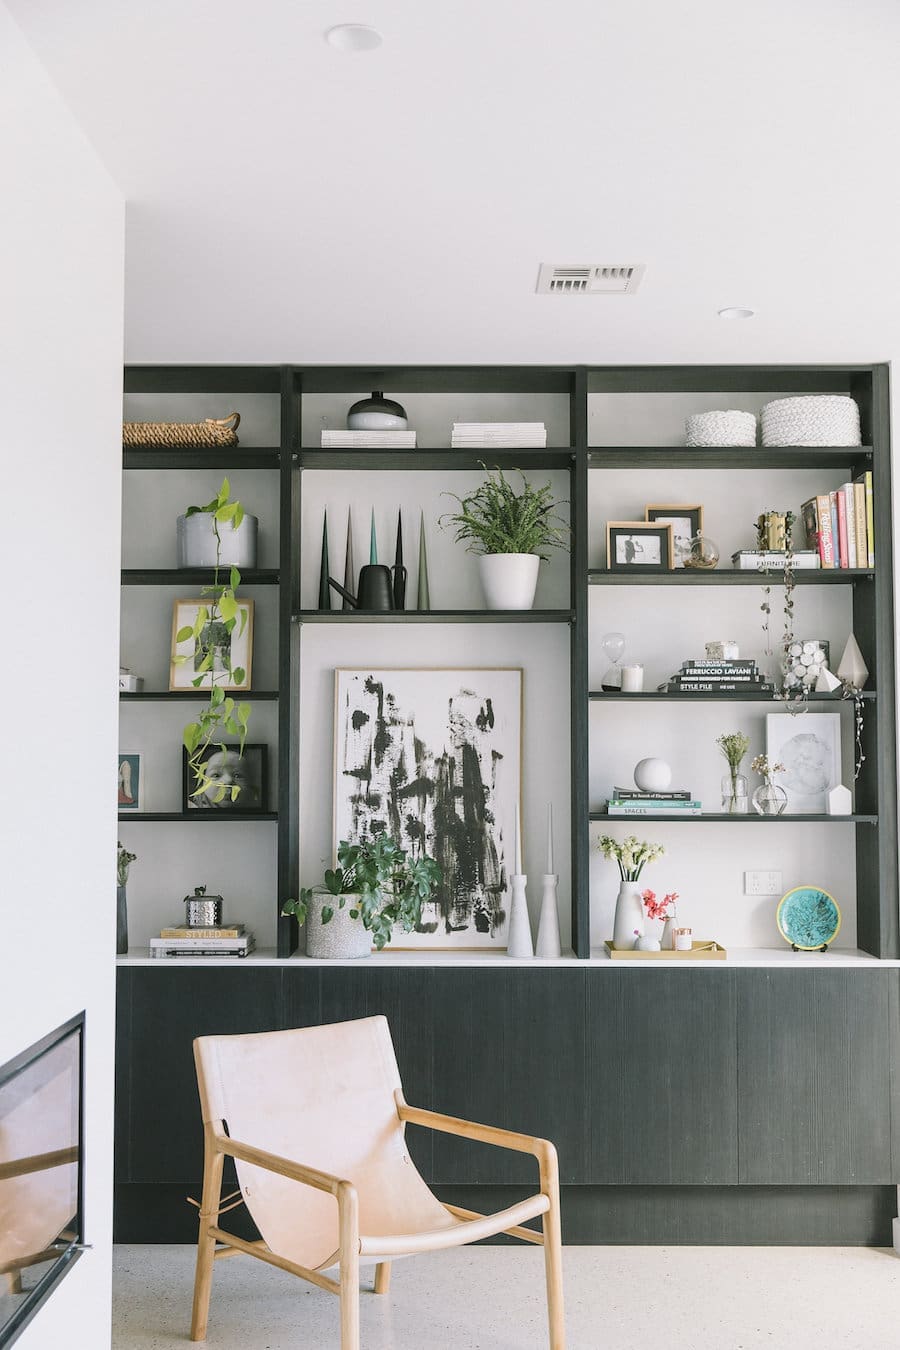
[328,563,407,611]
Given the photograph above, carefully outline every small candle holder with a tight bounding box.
[620,664,644,693]
[674,927,693,952]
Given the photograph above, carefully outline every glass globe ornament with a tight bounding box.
[600,631,626,691]
[684,534,720,569]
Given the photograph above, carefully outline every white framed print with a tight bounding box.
[766,712,842,814]
[334,668,523,949]
[169,597,253,691]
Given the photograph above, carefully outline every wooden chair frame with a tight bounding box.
[190,1089,565,1349]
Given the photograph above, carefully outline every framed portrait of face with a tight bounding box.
[606,521,674,571]
[645,505,703,569]
[183,743,268,813]
[169,598,254,692]
[117,753,143,811]
[766,713,842,813]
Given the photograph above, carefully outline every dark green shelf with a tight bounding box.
[588,568,873,586]
[588,445,873,470]
[119,690,279,702]
[121,568,280,585]
[295,609,575,624]
[298,447,574,471]
[123,447,280,470]
[118,812,278,822]
[590,811,877,824]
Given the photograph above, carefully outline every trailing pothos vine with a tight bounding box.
[174,479,252,805]
[756,509,804,712]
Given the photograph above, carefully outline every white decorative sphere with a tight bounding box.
[634,758,672,792]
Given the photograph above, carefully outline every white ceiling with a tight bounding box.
[8,0,900,364]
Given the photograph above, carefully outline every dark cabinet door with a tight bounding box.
[429,969,588,1185]
[737,970,897,1183]
[589,971,739,1184]
[119,968,282,1183]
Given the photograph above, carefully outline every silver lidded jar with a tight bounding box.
[184,885,223,927]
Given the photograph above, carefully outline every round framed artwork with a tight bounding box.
[776,886,842,951]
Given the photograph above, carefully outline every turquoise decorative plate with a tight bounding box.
[776,886,842,951]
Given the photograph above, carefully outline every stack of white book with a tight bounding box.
[451,422,547,447]
[321,429,417,448]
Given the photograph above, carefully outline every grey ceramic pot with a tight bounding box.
[305,890,371,959]
[177,512,258,568]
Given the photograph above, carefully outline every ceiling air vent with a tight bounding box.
[536,264,645,295]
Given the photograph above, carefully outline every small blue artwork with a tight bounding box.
[776,886,841,951]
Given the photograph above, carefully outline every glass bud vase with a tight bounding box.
[752,779,788,816]
[116,884,129,956]
[721,772,749,814]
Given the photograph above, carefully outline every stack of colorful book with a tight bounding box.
[800,472,874,569]
[657,659,775,696]
[606,788,702,817]
[149,922,255,959]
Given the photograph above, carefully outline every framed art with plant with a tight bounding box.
[183,742,268,813]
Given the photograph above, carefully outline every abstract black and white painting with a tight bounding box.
[334,668,522,949]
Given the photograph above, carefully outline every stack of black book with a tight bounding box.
[658,659,774,696]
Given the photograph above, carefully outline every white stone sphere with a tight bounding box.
[634,758,672,792]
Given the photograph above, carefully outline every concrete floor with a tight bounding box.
[113,1244,900,1349]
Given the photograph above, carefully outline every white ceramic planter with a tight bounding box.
[305,890,371,959]
[477,553,540,610]
[177,512,258,569]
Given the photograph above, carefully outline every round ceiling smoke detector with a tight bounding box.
[325,24,383,52]
[718,306,755,320]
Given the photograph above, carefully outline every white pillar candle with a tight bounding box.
[546,802,554,874]
[621,664,644,692]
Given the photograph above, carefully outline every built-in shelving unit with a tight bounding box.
[118,362,898,961]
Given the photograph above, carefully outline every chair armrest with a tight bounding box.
[212,1133,345,1198]
[397,1100,556,1164]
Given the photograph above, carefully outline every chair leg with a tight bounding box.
[374,1261,392,1295]
[191,1127,225,1342]
[539,1145,566,1350]
[338,1182,360,1350]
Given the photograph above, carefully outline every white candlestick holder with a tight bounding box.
[506,874,533,959]
[535,874,561,959]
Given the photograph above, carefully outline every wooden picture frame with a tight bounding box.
[606,521,674,571]
[169,598,254,692]
[183,742,268,813]
[645,504,704,569]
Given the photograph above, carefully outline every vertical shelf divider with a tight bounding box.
[277,365,301,956]
[571,368,590,957]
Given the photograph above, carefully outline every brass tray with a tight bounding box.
[604,940,727,961]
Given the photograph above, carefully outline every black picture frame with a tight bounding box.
[645,504,704,569]
[182,743,269,813]
[606,520,674,571]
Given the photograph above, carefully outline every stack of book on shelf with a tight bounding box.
[149,922,255,959]
[800,472,874,569]
[607,788,702,817]
[732,550,820,569]
[657,659,775,697]
[451,422,547,447]
[321,429,417,448]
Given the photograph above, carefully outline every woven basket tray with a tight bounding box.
[122,411,240,448]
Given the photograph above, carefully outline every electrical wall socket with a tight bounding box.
[744,870,783,896]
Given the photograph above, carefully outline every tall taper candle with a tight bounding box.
[393,509,406,609]
[370,509,378,565]
[546,802,554,874]
[342,507,355,612]
[417,510,431,610]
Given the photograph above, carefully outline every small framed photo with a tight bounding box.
[766,712,842,813]
[645,504,704,569]
[606,521,674,571]
[118,753,143,811]
[169,598,254,692]
[183,742,268,813]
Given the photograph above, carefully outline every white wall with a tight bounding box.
[0,5,123,1346]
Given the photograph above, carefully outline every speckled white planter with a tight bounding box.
[305,890,371,959]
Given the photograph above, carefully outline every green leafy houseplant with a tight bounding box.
[439,465,570,558]
[175,479,252,805]
[282,836,442,951]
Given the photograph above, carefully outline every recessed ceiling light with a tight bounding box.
[718,306,755,320]
[325,24,383,52]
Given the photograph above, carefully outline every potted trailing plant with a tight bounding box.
[282,835,442,958]
[716,731,751,814]
[439,465,570,610]
[174,479,253,807]
[597,834,665,948]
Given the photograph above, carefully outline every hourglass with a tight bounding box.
[600,632,626,691]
